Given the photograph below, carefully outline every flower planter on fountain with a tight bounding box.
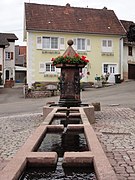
[51,40,89,107]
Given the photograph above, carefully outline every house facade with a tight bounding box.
[120,20,135,80]
[0,33,18,87]
[24,3,125,87]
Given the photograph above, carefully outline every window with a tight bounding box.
[39,63,56,73]
[5,52,10,60]
[103,64,108,73]
[37,37,65,50]
[128,46,132,56]
[102,39,113,52]
[5,52,13,60]
[77,38,86,51]
[73,38,90,51]
[42,37,58,50]
[45,63,55,72]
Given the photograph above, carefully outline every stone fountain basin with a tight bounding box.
[0,107,117,180]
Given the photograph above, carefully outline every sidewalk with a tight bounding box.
[93,107,135,180]
[0,106,135,179]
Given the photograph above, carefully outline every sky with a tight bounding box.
[0,0,135,45]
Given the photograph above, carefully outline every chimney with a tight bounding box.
[103,7,107,10]
[66,3,70,7]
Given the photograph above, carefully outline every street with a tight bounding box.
[0,81,135,179]
[0,81,135,117]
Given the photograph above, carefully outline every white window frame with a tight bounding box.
[39,62,56,73]
[42,37,59,50]
[5,52,10,60]
[77,38,86,51]
[73,38,91,51]
[45,63,55,72]
[101,39,113,52]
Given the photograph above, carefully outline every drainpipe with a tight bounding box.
[3,48,5,85]
[119,37,124,80]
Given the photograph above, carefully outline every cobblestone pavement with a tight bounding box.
[0,113,44,171]
[93,107,135,180]
[1,107,135,179]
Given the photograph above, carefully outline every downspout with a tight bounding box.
[119,37,124,80]
[3,48,5,85]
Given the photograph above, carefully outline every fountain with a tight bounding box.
[0,40,117,180]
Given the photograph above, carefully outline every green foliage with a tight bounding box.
[51,53,89,66]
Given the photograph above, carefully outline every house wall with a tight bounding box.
[27,31,122,87]
[123,45,135,80]
[4,42,15,85]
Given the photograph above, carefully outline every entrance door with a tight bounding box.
[128,64,135,79]
[108,65,116,83]
[5,70,9,80]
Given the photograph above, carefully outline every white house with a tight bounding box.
[0,33,18,87]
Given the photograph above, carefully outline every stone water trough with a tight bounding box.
[0,106,117,180]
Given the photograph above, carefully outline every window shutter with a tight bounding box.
[10,52,13,60]
[60,37,65,50]
[36,37,42,49]
[87,39,91,51]
[39,63,45,73]
[73,39,77,50]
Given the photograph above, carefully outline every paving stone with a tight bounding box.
[1,106,135,179]
[93,107,135,179]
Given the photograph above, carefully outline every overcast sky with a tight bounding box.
[0,0,135,45]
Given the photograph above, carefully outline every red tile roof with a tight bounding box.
[120,20,135,43]
[120,20,134,32]
[25,3,125,36]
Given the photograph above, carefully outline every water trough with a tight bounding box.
[0,107,117,180]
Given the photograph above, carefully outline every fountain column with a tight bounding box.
[54,40,87,107]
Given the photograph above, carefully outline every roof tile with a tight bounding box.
[25,3,125,35]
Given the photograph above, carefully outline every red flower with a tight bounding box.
[74,53,79,57]
[81,56,86,60]
[51,58,55,61]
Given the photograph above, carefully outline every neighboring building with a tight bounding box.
[15,45,27,83]
[0,33,18,87]
[24,3,125,87]
[120,20,135,80]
